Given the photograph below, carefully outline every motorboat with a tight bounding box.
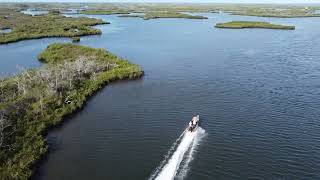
[188,115,200,132]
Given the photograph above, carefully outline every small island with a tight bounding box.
[215,21,295,30]
[119,12,208,20]
[0,43,143,179]
[118,14,142,18]
[0,9,109,44]
[72,36,80,43]
[80,9,130,15]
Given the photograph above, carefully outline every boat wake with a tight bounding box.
[149,127,206,180]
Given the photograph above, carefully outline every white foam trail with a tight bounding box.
[176,127,206,180]
[151,127,205,180]
[149,130,187,180]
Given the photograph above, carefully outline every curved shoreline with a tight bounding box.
[0,43,144,179]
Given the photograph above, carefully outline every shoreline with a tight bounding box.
[0,21,109,45]
[30,74,144,180]
[0,43,144,179]
[215,21,295,30]
[0,10,109,45]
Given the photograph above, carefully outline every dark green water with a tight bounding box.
[1,13,320,179]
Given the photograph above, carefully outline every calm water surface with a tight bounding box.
[1,13,320,179]
[0,28,12,34]
[0,38,70,76]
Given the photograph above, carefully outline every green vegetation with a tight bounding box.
[2,3,320,19]
[0,9,108,44]
[72,36,80,43]
[118,14,142,18]
[72,3,320,18]
[0,43,143,179]
[143,12,207,20]
[230,7,320,18]
[215,21,295,30]
[119,12,207,20]
[80,9,130,15]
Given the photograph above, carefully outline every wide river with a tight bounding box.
[1,13,320,179]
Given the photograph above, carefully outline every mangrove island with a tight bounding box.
[215,21,295,30]
[0,8,108,44]
[119,12,208,20]
[0,43,143,179]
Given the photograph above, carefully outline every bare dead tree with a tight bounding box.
[10,56,117,102]
[0,55,121,150]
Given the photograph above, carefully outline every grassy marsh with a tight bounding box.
[2,3,320,19]
[230,8,320,18]
[0,43,143,179]
[74,3,320,18]
[215,21,295,30]
[80,9,130,15]
[119,12,207,20]
[0,9,108,44]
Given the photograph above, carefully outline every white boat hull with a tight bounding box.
[188,115,200,132]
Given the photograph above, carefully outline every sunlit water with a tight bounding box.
[0,13,320,179]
